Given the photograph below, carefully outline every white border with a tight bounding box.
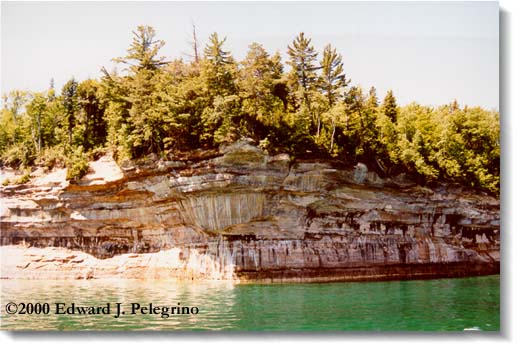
[0,0,516,348]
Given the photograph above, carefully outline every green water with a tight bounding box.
[0,275,499,331]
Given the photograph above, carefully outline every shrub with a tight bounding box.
[66,146,90,182]
[36,145,67,170]
[0,144,36,168]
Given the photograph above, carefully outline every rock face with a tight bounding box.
[0,141,500,282]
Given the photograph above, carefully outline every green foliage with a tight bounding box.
[287,32,320,133]
[239,43,284,127]
[66,146,90,182]
[435,106,500,192]
[75,79,107,150]
[62,78,79,144]
[114,25,167,72]
[203,33,237,98]
[36,145,67,170]
[287,32,318,92]
[0,25,500,195]
[319,44,349,107]
[1,143,36,168]
[382,90,398,122]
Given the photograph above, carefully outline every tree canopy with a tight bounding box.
[0,26,500,194]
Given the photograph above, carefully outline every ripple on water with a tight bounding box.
[0,275,499,331]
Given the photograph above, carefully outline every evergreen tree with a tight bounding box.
[114,25,168,72]
[200,32,239,145]
[317,44,349,140]
[343,86,365,158]
[361,87,381,161]
[382,90,398,122]
[106,26,169,158]
[239,43,284,126]
[0,26,500,195]
[62,78,79,144]
[319,44,348,108]
[76,79,107,150]
[287,32,319,132]
[287,32,318,93]
[366,87,379,112]
[202,32,236,97]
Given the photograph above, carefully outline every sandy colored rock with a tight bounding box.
[0,142,499,281]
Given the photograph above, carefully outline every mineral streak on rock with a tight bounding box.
[0,140,500,282]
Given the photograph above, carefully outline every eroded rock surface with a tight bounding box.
[0,141,500,282]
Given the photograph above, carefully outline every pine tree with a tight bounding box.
[287,32,319,133]
[382,90,398,122]
[204,32,232,66]
[318,44,349,139]
[62,78,79,144]
[203,32,236,97]
[113,25,168,72]
[319,44,348,108]
[240,43,283,125]
[107,26,170,158]
[200,33,239,145]
[287,32,318,92]
[367,87,379,112]
[77,79,107,149]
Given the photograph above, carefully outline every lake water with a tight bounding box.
[0,275,499,331]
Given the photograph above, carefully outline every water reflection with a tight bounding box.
[0,276,499,331]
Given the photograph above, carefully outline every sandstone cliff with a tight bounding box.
[0,140,500,282]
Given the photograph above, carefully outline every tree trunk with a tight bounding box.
[329,119,336,152]
[192,24,199,64]
[316,113,321,138]
[37,113,42,152]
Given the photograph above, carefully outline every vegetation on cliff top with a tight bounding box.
[0,26,499,193]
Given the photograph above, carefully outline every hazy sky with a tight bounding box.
[1,1,499,109]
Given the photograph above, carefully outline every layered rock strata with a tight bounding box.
[0,141,500,282]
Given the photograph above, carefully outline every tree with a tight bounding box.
[105,26,170,158]
[317,44,349,139]
[239,43,284,127]
[200,32,240,145]
[202,32,236,97]
[62,78,79,144]
[395,103,440,180]
[366,87,379,112]
[26,93,47,152]
[1,91,28,148]
[190,23,200,64]
[287,32,318,93]
[76,79,107,150]
[362,86,381,159]
[287,32,319,132]
[3,90,28,127]
[319,44,348,108]
[114,25,168,72]
[343,86,365,158]
[436,106,500,193]
[382,90,398,122]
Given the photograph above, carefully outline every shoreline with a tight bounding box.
[0,245,499,283]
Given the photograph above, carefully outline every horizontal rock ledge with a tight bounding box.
[0,142,500,282]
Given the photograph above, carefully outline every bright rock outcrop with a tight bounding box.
[0,140,500,282]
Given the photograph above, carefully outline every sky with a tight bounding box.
[1,1,499,109]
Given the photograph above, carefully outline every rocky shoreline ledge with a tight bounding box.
[0,140,500,282]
